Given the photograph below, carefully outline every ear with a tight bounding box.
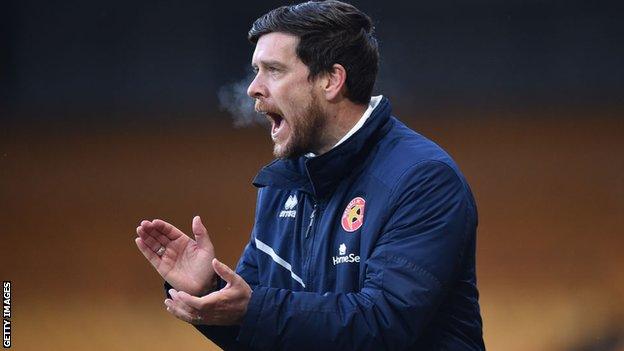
[322,63,347,101]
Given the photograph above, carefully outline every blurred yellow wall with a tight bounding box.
[1,111,622,350]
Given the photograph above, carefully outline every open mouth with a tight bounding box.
[265,112,285,139]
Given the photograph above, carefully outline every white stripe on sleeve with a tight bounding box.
[254,238,306,288]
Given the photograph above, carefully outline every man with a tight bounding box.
[135,1,485,350]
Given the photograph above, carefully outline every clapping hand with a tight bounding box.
[135,216,216,296]
[165,258,252,326]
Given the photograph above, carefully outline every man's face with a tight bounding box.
[247,32,327,159]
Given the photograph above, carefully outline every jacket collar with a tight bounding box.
[252,97,393,200]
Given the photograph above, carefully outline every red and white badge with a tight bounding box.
[341,197,366,232]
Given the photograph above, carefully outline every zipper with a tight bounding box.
[303,202,320,290]
[305,204,317,238]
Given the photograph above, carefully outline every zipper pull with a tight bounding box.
[305,204,317,238]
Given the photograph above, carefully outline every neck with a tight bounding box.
[314,99,368,156]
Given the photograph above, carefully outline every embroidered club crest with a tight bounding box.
[341,197,366,232]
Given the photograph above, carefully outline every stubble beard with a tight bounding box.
[274,93,327,159]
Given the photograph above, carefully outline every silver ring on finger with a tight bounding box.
[156,246,166,256]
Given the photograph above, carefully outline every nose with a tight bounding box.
[247,73,267,99]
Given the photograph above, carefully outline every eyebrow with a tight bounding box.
[252,60,287,69]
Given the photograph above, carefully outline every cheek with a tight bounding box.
[271,77,315,115]
[272,80,296,97]
[282,96,308,122]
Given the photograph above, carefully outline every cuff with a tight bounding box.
[215,276,227,291]
[164,281,173,298]
[236,286,267,348]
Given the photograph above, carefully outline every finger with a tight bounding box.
[135,237,161,268]
[175,290,206,310]
[151,219,185,240]
[212,258,237,286]
[164,298,197,324]
[169,289,198,316]
[141,220,171,247]
[136,226,162,252]
[192,216,212,250]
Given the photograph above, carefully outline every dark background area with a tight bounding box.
[2,0,623,120]
[1,1,623,350]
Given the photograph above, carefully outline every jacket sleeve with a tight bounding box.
[191,191,263,350]
[235,161,476,350]
[192,238,260,350]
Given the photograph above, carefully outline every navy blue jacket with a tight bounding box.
[196,97,485,350]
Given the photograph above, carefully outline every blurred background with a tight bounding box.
[1,0,623,350]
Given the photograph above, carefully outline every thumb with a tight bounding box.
[212,258,237,286]
[192,215,212,249]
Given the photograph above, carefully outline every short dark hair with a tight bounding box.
[248,1,379,105]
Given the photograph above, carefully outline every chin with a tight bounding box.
[272,141,289,159]
[273,140,302,159]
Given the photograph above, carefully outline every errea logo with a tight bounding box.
[332,243,360,266]
[279,195,298,218]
